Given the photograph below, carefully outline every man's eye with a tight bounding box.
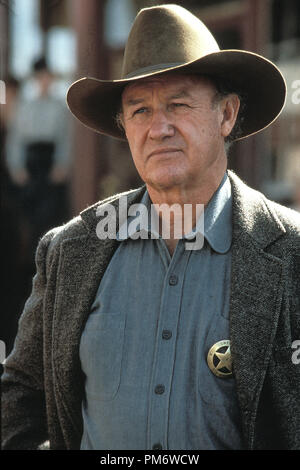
[133,107,147,116]
[170,102,187,109]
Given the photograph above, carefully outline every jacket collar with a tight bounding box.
[228,170,285,248]
[80,186,146,239]
[80,170,286,250]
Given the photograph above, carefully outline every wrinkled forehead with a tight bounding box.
[121,72,216,103]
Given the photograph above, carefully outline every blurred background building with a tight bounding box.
[1,0,300,354]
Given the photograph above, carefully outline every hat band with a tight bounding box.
[124,62,184,79]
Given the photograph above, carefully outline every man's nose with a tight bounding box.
[148,109,175,140]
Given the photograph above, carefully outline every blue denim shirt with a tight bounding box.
[79,173,243,450]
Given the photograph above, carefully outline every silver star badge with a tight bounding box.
[207,340,233,378]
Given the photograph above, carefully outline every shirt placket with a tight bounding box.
[146,240,190,450]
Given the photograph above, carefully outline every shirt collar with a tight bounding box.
[198,172,232,253]
[117,172,232,253]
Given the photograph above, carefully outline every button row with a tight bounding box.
[152,277,176,454]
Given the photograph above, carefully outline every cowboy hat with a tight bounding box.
[67,3,286,141]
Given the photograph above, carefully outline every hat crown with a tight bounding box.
[122,4,220,78]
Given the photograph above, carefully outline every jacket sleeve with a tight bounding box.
[1,231,55,450]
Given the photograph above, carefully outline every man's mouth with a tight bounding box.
[148,148,181,159]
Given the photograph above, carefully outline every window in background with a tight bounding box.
[10,0,43,79]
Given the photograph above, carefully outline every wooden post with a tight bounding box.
[238,0,272,189]
[70,0,108,215]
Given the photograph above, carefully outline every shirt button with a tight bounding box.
[154,384,165,395]
[162,330,172,340]
[169,274,178,286]
[152,443,163,450]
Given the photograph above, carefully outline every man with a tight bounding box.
[5,57,70,186]
[2,4,300,450]
[4,57,71,306]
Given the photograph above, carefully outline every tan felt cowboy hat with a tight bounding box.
[67,3,286,141]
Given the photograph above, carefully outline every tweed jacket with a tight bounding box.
[2,170,300,450]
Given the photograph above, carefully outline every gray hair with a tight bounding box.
[209,75,247,145]
[115,104,125,133]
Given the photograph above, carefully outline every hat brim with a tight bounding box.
[67,50,286,141]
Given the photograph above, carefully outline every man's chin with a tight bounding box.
[146,173,187,192]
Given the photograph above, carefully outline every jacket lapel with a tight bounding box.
[228,171,285,448]
[52,186,145,440]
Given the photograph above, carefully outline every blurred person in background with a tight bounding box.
[5,56,71,276]
[5,57,70,185]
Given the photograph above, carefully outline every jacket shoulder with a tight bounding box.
[265,198,300,238]
[228,170,300,245]
[39,186,145,252]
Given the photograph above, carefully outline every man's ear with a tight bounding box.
[220,94,240,138]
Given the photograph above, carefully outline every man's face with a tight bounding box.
[121,73,231,192]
